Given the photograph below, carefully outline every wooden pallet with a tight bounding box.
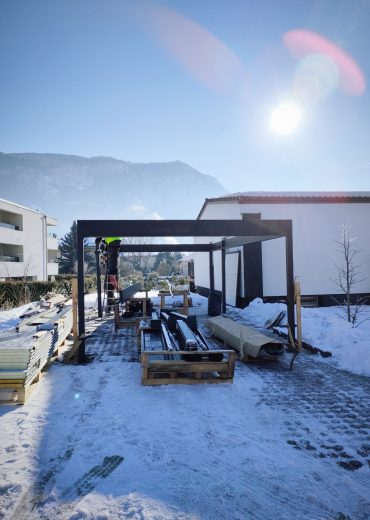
[141,349,236,386]
[114,304,142,331]
[0,365,46,404]
[0,336,70,404]
[159,290,189,316]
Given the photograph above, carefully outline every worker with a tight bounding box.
[99,237,122,312]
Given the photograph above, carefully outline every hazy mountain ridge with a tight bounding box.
[0,152,227,234]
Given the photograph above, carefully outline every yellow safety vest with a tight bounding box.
[103,237,121,245]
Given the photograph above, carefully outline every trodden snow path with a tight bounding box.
[0,313,369,520]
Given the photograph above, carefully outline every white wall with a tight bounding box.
[196,200,370,297]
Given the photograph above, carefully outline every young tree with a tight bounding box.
[331,223,367,325]
[58,221,95,274]
[153,252,182,274]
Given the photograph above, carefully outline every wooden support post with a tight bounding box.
[294,279,302,351]
[114,303,119,331]
[183,292,188,316]
[143,298,147,318]
[72,277,78,339]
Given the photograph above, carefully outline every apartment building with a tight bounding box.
[0,198,59,281]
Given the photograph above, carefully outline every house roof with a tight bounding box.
[197,191,370,219]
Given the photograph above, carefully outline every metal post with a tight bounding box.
[295,279,302,351]
[77,224,86,363]
[221,239,226,313]
[209,250,214,293]
[285,226,295,342]
[72,277,78,338]
[95,239,102,318]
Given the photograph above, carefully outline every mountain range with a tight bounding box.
[0,152,227,236]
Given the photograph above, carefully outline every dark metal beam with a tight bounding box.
[77,225,86,363]
[209,251,214,293]
[213,234,280,250]
[95,238,102,318]
[77,219,292,238]
[285,224,295,342]
[119,243,214,253]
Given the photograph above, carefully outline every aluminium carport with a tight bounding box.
[77,219,294,363]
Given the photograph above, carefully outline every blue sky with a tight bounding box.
[1,0,370,192]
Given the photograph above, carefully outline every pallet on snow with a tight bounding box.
[141,333,236,386]
[114,304,143,330]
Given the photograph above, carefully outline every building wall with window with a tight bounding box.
[194,192,370,306]
[0,198,58,281]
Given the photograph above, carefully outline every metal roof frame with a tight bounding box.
[77,219,294,362]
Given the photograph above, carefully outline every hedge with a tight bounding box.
[0,276,97,309]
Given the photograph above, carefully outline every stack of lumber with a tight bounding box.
[205,316,285,361]
[0,305,73,402]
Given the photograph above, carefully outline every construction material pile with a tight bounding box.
[0,297,72,401]
[140,310,236,385]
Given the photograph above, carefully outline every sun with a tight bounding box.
[270,100,303,135]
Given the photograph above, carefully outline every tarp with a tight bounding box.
[205,315,284,358]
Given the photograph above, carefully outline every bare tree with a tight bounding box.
[122,237,154,272]
[331,223,367,326]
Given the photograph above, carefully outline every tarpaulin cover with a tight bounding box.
[205,315,284,358]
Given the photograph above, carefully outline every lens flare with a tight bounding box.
[283,29,366,96]
[140,4,247,95]
[293,53,339,104]
[270,101,303,135]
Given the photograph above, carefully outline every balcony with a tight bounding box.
[0,222,20,231]
[0,209,23,231]
[48,262,59,276]
[47,234,58,251]
[0,254,23,262]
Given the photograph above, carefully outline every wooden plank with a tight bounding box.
[142,376,233,386]
[294,279,302,351]
[141,349,235,385]
[148,361,228,372]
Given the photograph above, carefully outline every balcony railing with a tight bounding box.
[0,222,20,231]
[0,255,23,262]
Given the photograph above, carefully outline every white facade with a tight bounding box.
[194,193,370,303]
[0,198,59,281]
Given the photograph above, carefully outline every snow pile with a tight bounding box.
[238,297,286,327]
[300,306,370,378]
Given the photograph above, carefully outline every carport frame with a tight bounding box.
[77,219,294,363]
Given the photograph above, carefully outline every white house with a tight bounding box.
[194,192,370,307]
[0,198,59,281]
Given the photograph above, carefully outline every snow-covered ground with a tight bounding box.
[0,295,369,519]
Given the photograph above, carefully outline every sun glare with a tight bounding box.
[270,101,303,135]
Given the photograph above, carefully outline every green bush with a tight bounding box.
[0,275,97,309]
